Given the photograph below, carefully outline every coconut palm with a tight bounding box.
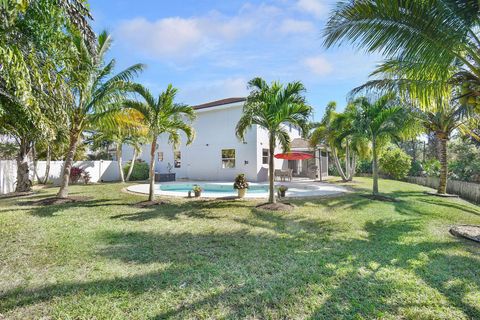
[236,77,312,203]
[350,94,413,195]
[56,31,144,198]
[324,0,480,104]
[124,84,196,201]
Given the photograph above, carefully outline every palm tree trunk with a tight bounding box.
[126,148,137,182]
[268,132,276,204]
[116,143,125,182]
[331,145,349,181]
[57,130,79,198]
[42,144,51,185]
[32,142,40,183]
[372,137,379,195]
[15,138,32,193]
[148,136,157,201]
[437,136,448,194]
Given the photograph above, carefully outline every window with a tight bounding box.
[221,149,235,168]
[158,152,163,161]
[174,151,181,168]
[262,149,269,164]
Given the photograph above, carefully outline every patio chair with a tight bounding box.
[274,169,283,181]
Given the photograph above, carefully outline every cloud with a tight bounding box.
[296,0,328,19]
[116,14,254,60]
[279,19,316,34]
[303,55,333,75]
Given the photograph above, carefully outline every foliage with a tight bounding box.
[423,159,441,177]
[409,161,424,177]
[324,0,480,106]
[69,166,89,184]
[123,160,149,181]
[356,159,372,174]
[448,138,480,182]
[233,174,249,190]
[277,185,288,192]
[379,147,412,180]
[192,185,202,193]
[0,141,18,159]
[236,77,311,203]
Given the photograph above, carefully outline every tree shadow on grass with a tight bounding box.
[1,212,478,319]
[110,199,254,222]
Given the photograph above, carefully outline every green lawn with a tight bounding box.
[0,178,479,319]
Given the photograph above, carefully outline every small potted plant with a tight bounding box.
[233,174,249,198]
[278,185,288,198]
[192,185,202,197]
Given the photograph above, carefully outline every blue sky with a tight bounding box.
[90,0,380,121]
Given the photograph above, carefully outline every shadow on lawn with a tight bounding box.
[1,208,479,319]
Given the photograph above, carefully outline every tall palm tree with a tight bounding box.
[324,0,480,104]
[236,77,312,203]
[124,84,196,201]
[56,31,144,198]
[350,94,413,195]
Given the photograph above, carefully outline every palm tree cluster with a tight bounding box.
[324,0,480,194]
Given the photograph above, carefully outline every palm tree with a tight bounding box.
[324,0,480,104]
[124,84,196,201]
[350,94,413,195]
[236,77,312,203]
[56,31,144,198]
[410,99,478,194]
[310,102,364,182]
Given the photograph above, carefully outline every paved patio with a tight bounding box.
[127,178,348,199]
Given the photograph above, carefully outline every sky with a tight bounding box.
[89,0,381,121]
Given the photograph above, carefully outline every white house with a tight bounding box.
[122,98,328,182]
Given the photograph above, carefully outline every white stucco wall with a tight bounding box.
[121,101,309,182]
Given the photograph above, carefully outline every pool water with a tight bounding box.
[157,183,269,193]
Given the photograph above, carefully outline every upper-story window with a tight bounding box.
[221,149,235,168]
[262,149,269,165]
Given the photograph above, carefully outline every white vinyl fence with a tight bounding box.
[0,160,121,194]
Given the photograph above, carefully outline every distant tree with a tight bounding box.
[236,77,312,203]
[124,84,195,201]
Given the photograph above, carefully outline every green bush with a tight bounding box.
[379,147,412,179]
[448,139,480,182]
[123,161,149,181]
[423,159,441,177]
[356,159,372,174]
[409,160,423,176]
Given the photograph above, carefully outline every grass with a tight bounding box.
[0,177,479,319]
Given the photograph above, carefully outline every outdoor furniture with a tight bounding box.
[274,169,292,182]
[155,172,176,182]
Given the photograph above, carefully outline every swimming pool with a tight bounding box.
[158,183,268,194]
[126,180,348,199]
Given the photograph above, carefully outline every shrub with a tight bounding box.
[448,139,480,182]
[192,185,202,192]
[409,160,423,176]
[123,160,149,181]
[69,167,90,184]
[233,174,249,189]
[356,159,372,174]
[379,147,412,180]
[423,159,441,177]
[70,167,84,184]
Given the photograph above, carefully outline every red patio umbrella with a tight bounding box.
[274,152,314,160]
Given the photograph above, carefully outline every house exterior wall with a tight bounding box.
[121,101,310,182]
